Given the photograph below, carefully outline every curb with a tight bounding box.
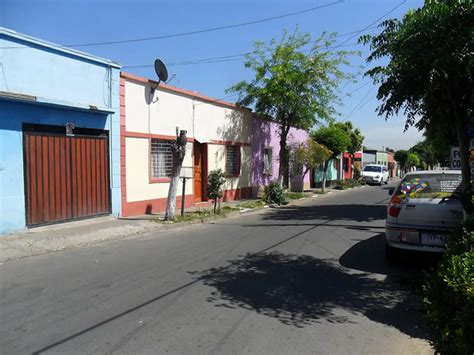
[0,185,367,264]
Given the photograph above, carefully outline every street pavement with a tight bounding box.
[0,183,433,354]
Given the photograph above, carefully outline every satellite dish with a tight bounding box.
[154,59,168,84]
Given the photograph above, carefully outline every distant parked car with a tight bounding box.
[361,164,389,185]
[385,170,463,261]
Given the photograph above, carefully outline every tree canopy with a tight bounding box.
[228,29,354,187]
[311,124,351,159]
[332,121,364,156]
[394,150,409,171]
[406,153,421,170]
[361,0,474,210]
[290,138,332,178]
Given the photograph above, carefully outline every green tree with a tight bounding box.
[333,121,364,158]
[394,150,409,174]
[290,139,332,188]
[333,121,364,178]
[228,29,353,188]
[409,140,438,170]
[312,124,350,192]
[207,169,226,213]
[361,0,474,212]
[406,152,421,171]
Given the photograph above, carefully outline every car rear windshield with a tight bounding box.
[395,173,462,199]
[363,166,381,172]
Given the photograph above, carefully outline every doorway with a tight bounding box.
[193,142,207,202]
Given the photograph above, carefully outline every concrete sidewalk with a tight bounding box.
[0,216,161,263]
[0,189,345,264]
[0,198,269,263]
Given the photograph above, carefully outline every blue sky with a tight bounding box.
[1,0,424,150]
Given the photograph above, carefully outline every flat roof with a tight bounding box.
[0,27,121,68]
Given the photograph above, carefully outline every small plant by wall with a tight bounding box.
[264,181,288,205]
[207,169,226,213]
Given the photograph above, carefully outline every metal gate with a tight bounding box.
[23,131,110,226]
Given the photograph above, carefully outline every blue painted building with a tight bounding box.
[0,28,121,234]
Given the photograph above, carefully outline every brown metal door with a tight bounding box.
[24,132,110,226]
[193,142,203,202]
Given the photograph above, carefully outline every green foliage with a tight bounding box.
[236,200,266,209]
[332,121,364,156]
[228,29,354,187]
[409,140,444,169]
[424,218,474,354]
[207,169,226,213]
[311,124,351,159]
[172,209,213,223]
[405,152,421,169]
[334,178,365,190]
[264,181,289,205]
[290,139,332,177]
[394,150,409,170]
[285,191,306,200]
[361,0,474,211]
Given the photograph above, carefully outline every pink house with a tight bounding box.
[252,117,310,195]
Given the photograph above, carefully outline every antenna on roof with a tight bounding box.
[150,59,168,95]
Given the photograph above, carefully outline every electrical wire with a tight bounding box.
[124,41,361,69]
[331,0,406,50]
[1,1,343,50]
[123,0,405,70]
[346,86,377,119]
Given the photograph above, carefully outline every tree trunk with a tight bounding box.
[278,127,290,189]
[321,160,329,193]
[165,130,188,220]
[454,117,472,214]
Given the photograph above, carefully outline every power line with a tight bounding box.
[123,0,405,70]
[346,80,371,96]
[124,41,362,69]
[346,86,377,118]
[123,27,379,68]
[331,0,406,51]
[1,1,343,50]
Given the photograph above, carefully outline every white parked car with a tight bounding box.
[361,164,389,185]
[385,170,463,261]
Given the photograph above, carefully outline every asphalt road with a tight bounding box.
[0,183,432,354]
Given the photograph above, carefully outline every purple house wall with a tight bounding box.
[252,117,310,196]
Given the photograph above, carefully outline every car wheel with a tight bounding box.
[385,243,399,263]
[384,178,389,184]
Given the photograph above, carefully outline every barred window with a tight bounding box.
[263,147,272,175]
[151,139,173,179]
[226,145,240,177]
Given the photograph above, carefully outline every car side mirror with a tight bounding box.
[388,188,395,195]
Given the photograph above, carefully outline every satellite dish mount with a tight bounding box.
[151,59,169,94]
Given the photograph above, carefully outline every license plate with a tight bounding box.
[421,233,448,246]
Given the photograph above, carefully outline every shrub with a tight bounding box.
[207,169,226,213]
[424,218,474,354]
[334,179,364,190]
[264,181,288,205]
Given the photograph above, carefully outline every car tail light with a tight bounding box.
[388,195,402,217]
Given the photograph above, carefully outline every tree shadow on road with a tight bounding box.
[258,203,387,223]
[192,246,431,340]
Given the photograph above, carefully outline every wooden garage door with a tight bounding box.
[23,132,110,226]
